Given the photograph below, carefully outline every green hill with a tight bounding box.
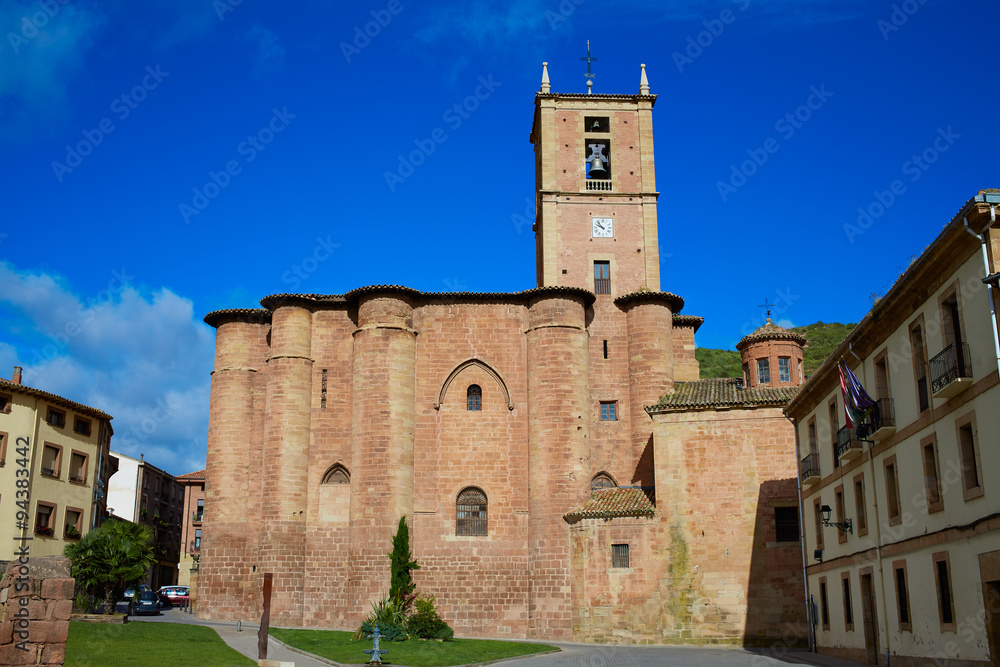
[695,321,856,380]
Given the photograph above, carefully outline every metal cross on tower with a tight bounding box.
[758,298,776,321]
[581,40,597,94]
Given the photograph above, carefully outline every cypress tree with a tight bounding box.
[388,515,420,613]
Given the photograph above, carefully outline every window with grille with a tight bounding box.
[611,544,629,568]
[467,385,482,411]
[594,261,611,295]
[456,487,487,536]
[774,506,799,542]
[591,473,616,491]
[756,359,770,384]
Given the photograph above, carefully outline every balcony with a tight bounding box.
[800,453,820,486]
[863,398,896,442]
[836,426,863,462]
[192,510,203,524]
[585,179,612,191]
[40,467,59,478]
[930,342,973,399]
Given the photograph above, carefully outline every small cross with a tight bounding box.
[363,624,389,665]
[758,298,776,321]
[580,40,598,93]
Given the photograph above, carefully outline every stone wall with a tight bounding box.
[0,555,74,666]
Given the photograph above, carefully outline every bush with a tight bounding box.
[357,620,408,643]
[407,595,452,641]
[353,593,409,641]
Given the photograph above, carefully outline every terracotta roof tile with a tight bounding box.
[647,378,798,412]
[564,487,656,521]
[735,320,807,350]
[0,378,113,421]
[176,469,206,480]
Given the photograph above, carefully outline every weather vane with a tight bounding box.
[758,298,776,321]
[581,40,597,94]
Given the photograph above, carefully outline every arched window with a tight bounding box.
[467,385,482,411]
[456,487,487,536]
[591,473,617,492]
[322,464,350,485]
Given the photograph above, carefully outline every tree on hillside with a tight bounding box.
[388,515,420,614]
[64,518,156,613]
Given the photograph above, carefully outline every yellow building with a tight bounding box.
[786,190,1000,666]
[0,367,116,558]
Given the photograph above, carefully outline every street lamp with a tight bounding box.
[820,504,853,534]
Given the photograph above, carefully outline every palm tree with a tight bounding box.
[64,518,157,613]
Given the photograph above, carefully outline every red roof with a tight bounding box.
[176,469,206,480]
[564,487,656,522]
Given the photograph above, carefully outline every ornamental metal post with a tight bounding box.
[363,624,389,664]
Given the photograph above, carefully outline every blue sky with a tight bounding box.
[1,0,997,475]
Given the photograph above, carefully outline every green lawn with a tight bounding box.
[270,628,559,667]
[66,621,255,667]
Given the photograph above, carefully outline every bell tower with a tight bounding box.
[529,61,660,297]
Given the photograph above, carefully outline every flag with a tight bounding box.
[839,359,877,429]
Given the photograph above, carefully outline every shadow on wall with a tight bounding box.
[743,478,809,651]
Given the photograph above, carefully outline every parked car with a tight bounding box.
[156,586,190,607]
[123,585,151,600]
[129,591,162,615]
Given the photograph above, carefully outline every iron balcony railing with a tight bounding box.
[930,342,973,394]
[836,426,862,459]
[800,453,820,482]
[192,510,203,523]
[594,278,611,295]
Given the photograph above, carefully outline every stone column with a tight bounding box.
[526,290,590,640]
[622,293,678,488]
[347,290,417,617]
[259,305,314,626]
[201,312,268,621]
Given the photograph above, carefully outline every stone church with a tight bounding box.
[198,63,808,645]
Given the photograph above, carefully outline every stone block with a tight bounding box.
[40,578,75,601]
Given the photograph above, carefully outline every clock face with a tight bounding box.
[592,217,613,238]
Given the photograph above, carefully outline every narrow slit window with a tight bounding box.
[603,340,608,359]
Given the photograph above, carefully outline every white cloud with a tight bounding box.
[0,262,214,476]
[245,23,284,78]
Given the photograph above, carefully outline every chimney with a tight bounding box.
[12,366,22,385]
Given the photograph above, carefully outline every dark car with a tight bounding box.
[130,590,162,615]
[123,584,151,600]
[156,586,190,607]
